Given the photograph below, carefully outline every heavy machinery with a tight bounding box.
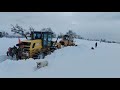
[59,35,76,46]
[15,31,57,59]
[7,29,77,60]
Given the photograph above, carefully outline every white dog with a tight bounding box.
[37,61,48,68]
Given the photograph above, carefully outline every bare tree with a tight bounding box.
[29,26,35,32]
[11,24,30,39]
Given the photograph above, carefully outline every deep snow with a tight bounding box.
[0,38,120,78]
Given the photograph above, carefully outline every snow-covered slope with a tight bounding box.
[0,38,120,78]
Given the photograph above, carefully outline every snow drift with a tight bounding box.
[0,38,120,78]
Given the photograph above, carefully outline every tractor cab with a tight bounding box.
[63,35,69,40]
[31,31,53,48]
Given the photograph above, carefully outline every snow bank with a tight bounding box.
[0,38,120,78]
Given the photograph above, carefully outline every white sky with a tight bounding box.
[0,12,120,41]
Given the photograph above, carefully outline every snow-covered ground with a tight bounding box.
[0,38,120,78]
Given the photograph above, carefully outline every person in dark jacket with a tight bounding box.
[95,42,97,48]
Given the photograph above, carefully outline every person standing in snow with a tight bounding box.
[95,42,97,48]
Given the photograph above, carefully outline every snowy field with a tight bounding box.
[0,38,120,78]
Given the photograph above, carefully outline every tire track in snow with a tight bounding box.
[0,55,15,63]
[0,55,8,63]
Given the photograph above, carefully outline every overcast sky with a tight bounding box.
[0,12,120,41]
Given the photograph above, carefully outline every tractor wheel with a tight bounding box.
[60,41,64,46]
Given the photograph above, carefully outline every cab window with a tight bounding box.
[48,34,52,41]
[34,33,41,39]
[44,34,47,40]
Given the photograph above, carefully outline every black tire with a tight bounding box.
[60,41,64,46]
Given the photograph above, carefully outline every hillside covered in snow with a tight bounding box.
[0,38,120,78]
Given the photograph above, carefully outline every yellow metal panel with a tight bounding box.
[29,40,42,58]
